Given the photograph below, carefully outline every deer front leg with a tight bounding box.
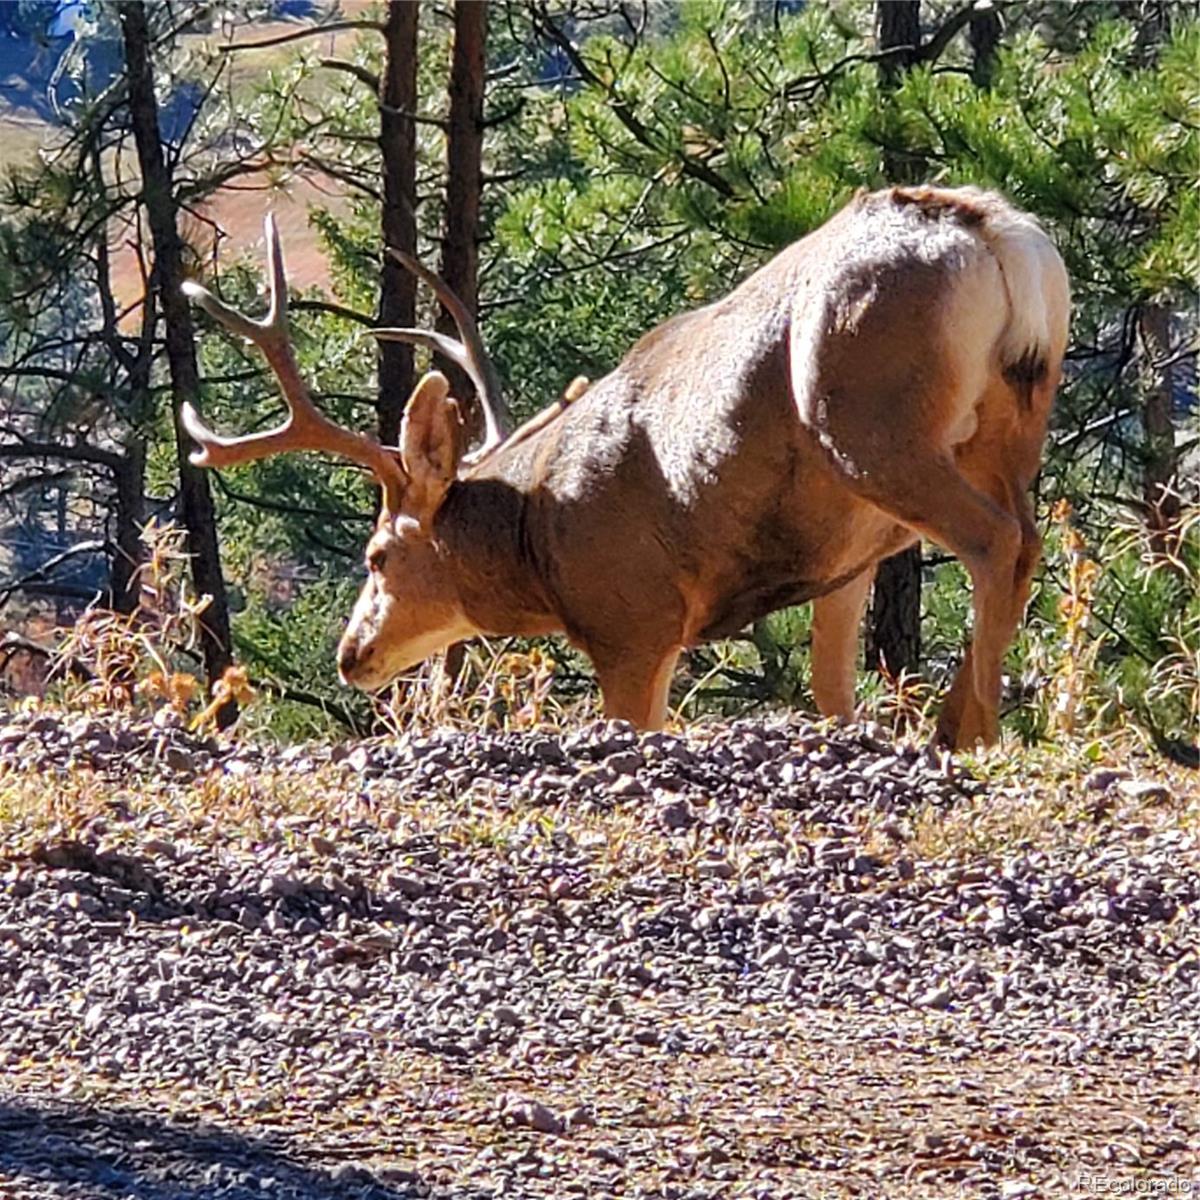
[810,569,874,720]
[593,647,681,731]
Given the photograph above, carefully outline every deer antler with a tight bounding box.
[181,215,409,512]
[373,248,510,462]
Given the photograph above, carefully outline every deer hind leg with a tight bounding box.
[935,481,1043,748]
[935,643,990,749]
[593,646,681,731]
[833,449,1025,749]
[810,569,875,720]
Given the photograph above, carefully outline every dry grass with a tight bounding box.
[371,644,601,736]
[852,729,1200,868]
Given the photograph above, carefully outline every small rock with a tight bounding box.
[1085,767,1130,792]
[330,1164,375,1186]
[161,746,195,774]
[917,986,953,1011]
[657,798,695,831]
[502,1096,565,1136]
[566,1104,595,1130]
[696,857,734,881]
[263,873,304,899]
[1118,779,1172,804]
[759,944,790,968]
[385,871,428,899]
[815,838,853,866]
[603,750,644,775]
[611,775,647,798]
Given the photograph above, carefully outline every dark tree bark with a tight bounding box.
[377,0,419,445]
[866,550,923,680]
[877,0,922,86]
[117,0,236,723]
[876,0,923,186]
[439,0,489,681]
[1118,7,1183,563]
[868,0,925,680]
[437,0,488,440]
[53,473,70,622]
[969,6,1003,87]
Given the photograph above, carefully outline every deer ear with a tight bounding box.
[399,371,465,515]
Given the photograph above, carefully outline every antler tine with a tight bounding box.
[376,247,510,454]
[373,327,478,379]
[181,215,408,511]
[264,209,288,329]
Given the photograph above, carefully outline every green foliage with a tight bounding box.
[233,571,373,740]
[1011,498,1200,754]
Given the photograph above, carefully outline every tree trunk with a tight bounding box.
[109,438,146,615]
[378,0,419,446]
[118,0,236,724]
[869,0,924,680]
[439,0,489,681]
[865,550,923,680]
[969,6,1002,87]
[877,0,922,87]
[1139,303,1181,560]
[437,0,488,439]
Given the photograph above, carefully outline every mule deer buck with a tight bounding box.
[183,185,1069,748]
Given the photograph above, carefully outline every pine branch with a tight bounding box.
[218,20,384,55]
[532,9,737,200]
[319,57,380,92]
[0,438,122,471]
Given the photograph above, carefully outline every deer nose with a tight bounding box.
[338,640,373,679]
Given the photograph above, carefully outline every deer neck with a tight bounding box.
[434,477,560,639]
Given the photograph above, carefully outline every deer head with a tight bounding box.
[182,216,509,690]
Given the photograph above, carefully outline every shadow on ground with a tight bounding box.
[29,838,401,936]
[0,1095,426,1199]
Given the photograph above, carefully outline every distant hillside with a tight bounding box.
[0,5,371,316]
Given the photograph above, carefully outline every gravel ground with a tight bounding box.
[0,707,1197,1198]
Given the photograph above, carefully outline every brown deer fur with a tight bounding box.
[186,185,1070,748]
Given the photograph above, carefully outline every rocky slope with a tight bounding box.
[0,708,1196,1198]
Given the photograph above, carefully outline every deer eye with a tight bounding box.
[368,549,387,573]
